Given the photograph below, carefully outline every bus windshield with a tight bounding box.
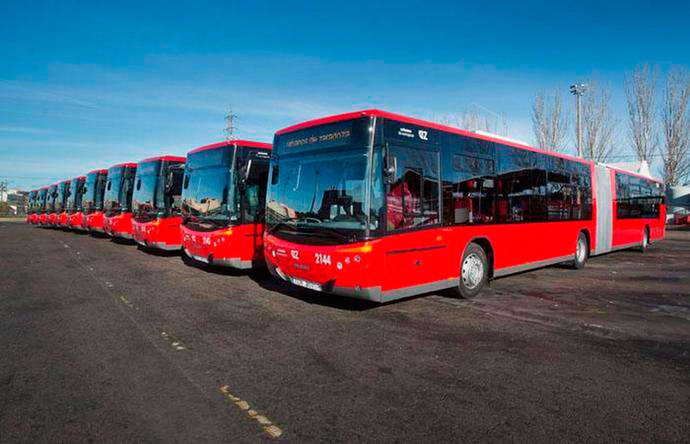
[181,145,270,230]
[38,189,48,211]
[104,167,136,216]
[66,179,84,212]
[132,160,163,219]
[82,172,106,214]
[56,182,70,212]
[181,147,235,228]
[266,118,380,244]
[46,185,58,212]
[28,191,37,213]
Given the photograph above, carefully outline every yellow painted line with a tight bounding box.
[160,331,187,351]
[119,294,134,308]
[219,385,283,439]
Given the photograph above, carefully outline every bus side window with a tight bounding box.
[442,154,495,225]
[386,145,439,231]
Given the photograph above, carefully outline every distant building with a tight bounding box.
[0,189,28,215]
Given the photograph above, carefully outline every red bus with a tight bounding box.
[37,186,49,225]
[26,190,38,224]
[131,155,186,251]
[56,179,72,227]
[82,169,109,232]
[263,110,666,302]
[180,140,272,269]
[103,162,138,239]
[65,176,86,229]
[45,183,59,226]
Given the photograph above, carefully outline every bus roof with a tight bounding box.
[604,164,664,184]
[60,179,71,184]
[187,140,272,155]
[275,109,593,166]
[109,162,138,170]
[72,176,86,181]
[138,155,186,164]
[87,168,109,175]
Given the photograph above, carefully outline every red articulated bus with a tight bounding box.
[56,179,72,228]
[45,183,59,226]
[263,109,666,303]
[131,155,186,250]
[103,162,138,239]
[26,190,38,224]
[82,169,108,232]
[180,140,272,269]
[37,186,50,225]
[65,176,86,229]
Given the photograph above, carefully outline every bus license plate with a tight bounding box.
[290,277,322,292]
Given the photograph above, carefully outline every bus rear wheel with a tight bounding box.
[572,232,588,269]
[450,242,489,299]
[640,228,650,253]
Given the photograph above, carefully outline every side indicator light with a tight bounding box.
[337,243,373,254]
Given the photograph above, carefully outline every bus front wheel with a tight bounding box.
[573,232,588,269]
[451,242,489,299]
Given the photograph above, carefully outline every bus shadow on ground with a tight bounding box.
[110,237,136,246]
[179,253,249,277]
[249,272,395,312]
[136,244,179,257]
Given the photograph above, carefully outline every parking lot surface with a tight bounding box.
[1,222,689,442]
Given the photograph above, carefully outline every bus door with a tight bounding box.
[382,143,449,296]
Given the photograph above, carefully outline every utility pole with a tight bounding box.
[224,106,238,141]
[570,83,587,158]
[0,179,7,202]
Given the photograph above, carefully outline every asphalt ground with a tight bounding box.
[1,221,689,442]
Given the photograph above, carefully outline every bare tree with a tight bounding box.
[660,68,690,186]
[443,106,508,135]
[580,82,618,162]
[625,64,658,165]
[531,90,569,152]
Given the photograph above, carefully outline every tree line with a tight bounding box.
[531,65,690,186]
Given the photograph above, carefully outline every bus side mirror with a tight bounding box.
[384,156,397,184]
[243,159,253,182]
[383,143,397,184]
[165,171,174,193]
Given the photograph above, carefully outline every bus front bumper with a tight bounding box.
[181,224,263,269]
[133,217,182,251]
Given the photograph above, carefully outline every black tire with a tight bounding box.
[640,227,650,253]
[449,242,489,299]
[572,232,588,269]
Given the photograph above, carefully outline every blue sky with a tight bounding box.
[1,0,689,189]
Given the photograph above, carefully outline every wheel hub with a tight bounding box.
[462,253,484,290]
[576,238,586,263]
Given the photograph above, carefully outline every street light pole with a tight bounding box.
[570,83,587,158]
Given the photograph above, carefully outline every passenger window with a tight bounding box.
[386,145,440,231]
[442,154,495,225]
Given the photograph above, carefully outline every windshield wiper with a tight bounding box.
[305,224,354,242]
[268,217,357,242]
